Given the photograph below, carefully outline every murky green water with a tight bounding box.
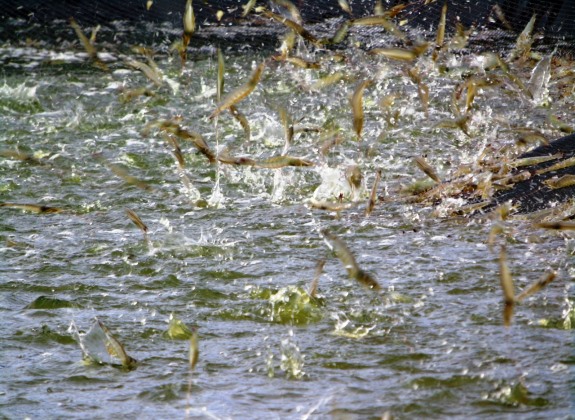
[0,21,574,419]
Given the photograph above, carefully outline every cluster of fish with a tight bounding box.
[3,0,571,352]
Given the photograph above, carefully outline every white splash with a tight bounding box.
[0,81,38,103]
[312,164,353,201]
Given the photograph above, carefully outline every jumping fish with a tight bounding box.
[0,202,63,214]
[535,221,575,230]
[488,222,505,252]
[329,20,350,45]
[210,62,265,119]
[544,175,575,190]
[350,15,408,42]
[368,45,428,61]
[217,149,257,166]
[271,0,303,24]
[365,168,382,216]
[69,17,108,70]
[216,48,251,140]
[345,165,363,192]
[282,56,321,70]
[460,76,502,112]
[164,313,195,340]
[338,0,352,15]
[432,2,447,61]
[97,319,138,369]
[308,198,358,212]
[0,149,41,163]
[350,80,371,140]
[254,156,313,169]
[242,0,257,17]
[146,120,215,163]
[189,328,199,370]
[414,156,441,183]
[511,14,536,61]
[320,229,380,291]
[308,259,325,299]
[508,127,549,146]
[449,22,471,50]
[535,156,575,175]
[310,72,345,91]
[217,48,225,102]
[229,106,251,141]
[434,114,471,136]
[181,0,196,64]
[548,114,574,134]
[259,8,320,45]
[125,59,163,87]
[164,133,186,167]
[278,106,294,154]
[492,4,513,31]
[407,66,429,117]
[126,208,148,240]
[93,154,154,191]
[516,271,556,302]
[499,246,515,327]
[496,55,532,99]
[173,146,186,168]
[119,86,155,103]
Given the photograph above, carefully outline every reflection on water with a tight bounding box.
[0,14,574,419]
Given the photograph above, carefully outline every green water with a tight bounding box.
[0,25,574,419]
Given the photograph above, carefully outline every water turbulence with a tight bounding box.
[0,1,574,418]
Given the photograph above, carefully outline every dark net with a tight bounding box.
[0,1,573,54]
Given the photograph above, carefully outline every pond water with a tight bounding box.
[0,16,574,419]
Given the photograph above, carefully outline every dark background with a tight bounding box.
[0,0,573,35]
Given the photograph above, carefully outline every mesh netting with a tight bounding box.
[0,0,573,53]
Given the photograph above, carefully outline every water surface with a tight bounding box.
[0,18,574,419]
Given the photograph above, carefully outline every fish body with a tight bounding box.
[414,156,441,183]
[0,202,63,214]
[98,320,137,369]
[499,247,515,327]
[126,208,148,237]
[365,169,382,216]
[210,62,265,119]
[351,80,371,140]
[321,229,380,291]
[254,156,313,169]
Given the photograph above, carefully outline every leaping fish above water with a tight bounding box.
[499,246,515,327]
[97,319,138,369]
[69,17,108,71]
[210,62,266,119]
[93,154,154,191]
[126,208,148,239]
[320,229,380,291]
[0,202,64,214]
[145,120,216,164]
[498,246,557,326]
[216,149,312,169]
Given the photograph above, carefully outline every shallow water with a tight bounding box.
[0,20,574,419]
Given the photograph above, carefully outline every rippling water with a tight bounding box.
[0,19,574,419]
